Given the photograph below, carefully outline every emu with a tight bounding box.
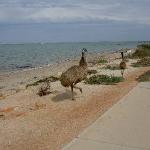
[120,51,126,77]
[60,48,88,100]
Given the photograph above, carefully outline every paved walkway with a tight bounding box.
[63,82,150,150]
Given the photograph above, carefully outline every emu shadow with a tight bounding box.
[51,89,77,102]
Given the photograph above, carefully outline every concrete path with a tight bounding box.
[63,82,150,150]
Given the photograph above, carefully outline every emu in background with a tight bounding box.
[120,51,126,77]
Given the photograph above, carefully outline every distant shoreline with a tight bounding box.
[0,51,105,75]
[0,50,135,76]
[0,41,138,74]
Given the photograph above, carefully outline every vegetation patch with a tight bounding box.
[104,64,120,70]
[37,80,52,96]
[132,44,150,58]
[137,70,150,82]
[87,69,98,75]
[138,44,150,49]
[132,57,150,67]
[85,75,124,85]
[97,57,108,64]
[26,76,59,88]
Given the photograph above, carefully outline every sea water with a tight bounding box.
[0,41,138,72]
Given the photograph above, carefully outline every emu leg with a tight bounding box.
[73,85,82,93]
[71,85,75,100]
[121,69,124,77]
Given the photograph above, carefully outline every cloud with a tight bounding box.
[0,0,150,25]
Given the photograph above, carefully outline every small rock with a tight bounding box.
[29,102,46,111]
[0,113,5,119]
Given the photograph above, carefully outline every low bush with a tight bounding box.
[37,80,51,96]
[85,75,124,85]
[132,44,150,58]
[138,71,150,82]
[138,44,150,49]
[132,57,150,67]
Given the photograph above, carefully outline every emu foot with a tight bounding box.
[80,88,82,93]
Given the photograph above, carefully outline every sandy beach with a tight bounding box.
[0,50,149,150]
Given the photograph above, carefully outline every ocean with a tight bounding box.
[0,41,138,72]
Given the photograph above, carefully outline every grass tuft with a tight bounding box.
[138,70,150,82]
[85,75,124,85]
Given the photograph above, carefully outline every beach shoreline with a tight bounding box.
[0,50,122,91]
[0,50,112,75]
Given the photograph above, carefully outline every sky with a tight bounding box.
[0,0,150,43]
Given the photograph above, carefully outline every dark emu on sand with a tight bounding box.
[120,51,126,77]
[60,48,88,100]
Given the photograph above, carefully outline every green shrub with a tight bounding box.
[26,76,59,88]
[104,64,120,70]
[85,75,124,85]
[97,58,108,64]
[132,57,150,67]
[87,69,98,75]
[138,44,150,49]
[132,44,150,58]
[138,71,150,82]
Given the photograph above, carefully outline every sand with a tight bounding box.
[0,50,149,150]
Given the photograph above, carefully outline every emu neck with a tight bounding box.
[121,52,124,60]
[79,54,87,67]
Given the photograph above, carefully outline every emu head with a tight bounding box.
[79,48,88,67]
[82,48,88,57]
[82,48,87,52]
